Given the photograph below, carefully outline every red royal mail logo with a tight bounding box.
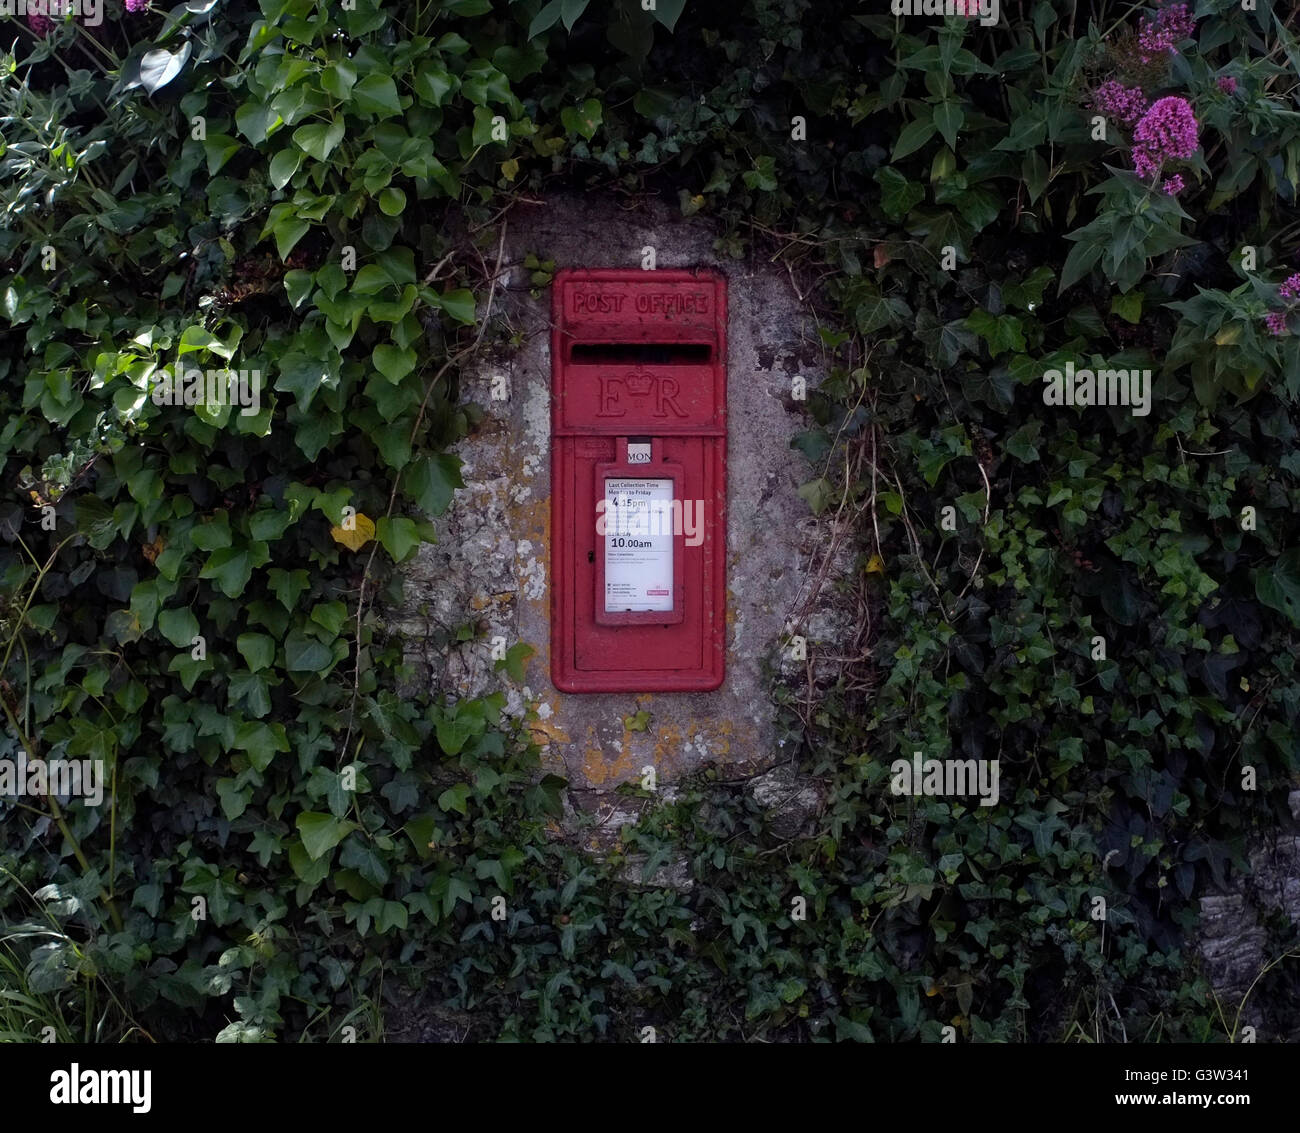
[597,371,686,418]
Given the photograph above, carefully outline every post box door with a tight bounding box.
[550,269,726,693]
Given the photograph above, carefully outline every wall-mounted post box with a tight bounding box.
[550,268,727,693]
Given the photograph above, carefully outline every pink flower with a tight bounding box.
[125,0,149,9]
[1131,96,1200,180]
[1266,312,1288,336]
[1138,3,1196,62]
[1217,76,1238,95]
[1093,81,1149,127]
[27,11,54,34]
[1161,174,1184,196]
[1279,273,1300,301]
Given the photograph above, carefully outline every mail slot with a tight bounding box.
[550,268,726,693]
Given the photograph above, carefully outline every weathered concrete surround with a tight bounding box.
[393,194,847,806]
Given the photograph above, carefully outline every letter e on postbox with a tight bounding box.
[550,268,726,692]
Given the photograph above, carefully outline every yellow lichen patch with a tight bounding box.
[581,742,610,785]
[579,727,639,788]
[652,722,684,765]
[528,718,572,747]
[680,716,738,760]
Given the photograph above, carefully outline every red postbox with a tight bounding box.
[550,268,727,693]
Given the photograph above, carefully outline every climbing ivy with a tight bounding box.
[1,0,1298,1042]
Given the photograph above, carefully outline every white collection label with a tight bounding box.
[603,478,674,613]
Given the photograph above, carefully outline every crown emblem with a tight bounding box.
[623,370,655,396]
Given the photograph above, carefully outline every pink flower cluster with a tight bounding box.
[1093,81,1149,126]
[26,0,147,34]
[1161,174,1184,196]
[1217,76,1238,95]
[1131,96,1199,179]
[1264,273,1300,336]
[1138,3,1196,62]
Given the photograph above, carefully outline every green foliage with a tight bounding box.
[1,0,1298,1044]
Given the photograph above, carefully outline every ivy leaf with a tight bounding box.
[330,513,376,551]
[106,608,144,645]
[321,61,357,100]
[561,99,603,140]
[378,187,406,216]
[494,641,535,682]
[296,812,356,861]
[855,291,911,334]
[138,42,193,95]
[272,214,310,260]
[376,516,421,561]
[1110,291,1143,324]
[352,74,402,118]
[965,309,1025,357]
[158,607,199,648]
[235,100,283,144]
[438,783,472,815]
[236,633,276,673]
[285,631,335,674]
[1004,422,1041,463]
[1254,549,1300,626]
[203,133,240,176]
[918,316,978,368]
[374,423,412,470]
[311,601,349,636]
[874,167,924,221]
[528,0,564,36]
[441,874,474,916]
[275,353,330,410]
[229,672,273,719]
[373,343,416,383]
[651,0,687,31]
[406,453,464,515]
[414,61,455,105]
[283,269,313,309]
[234,720,290,772]
[292,117,345,162]
[216,780,250,822]
[199,547,253,598]
[797,477,834,515]
[561,0,589,32]
[433,289,477,325]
